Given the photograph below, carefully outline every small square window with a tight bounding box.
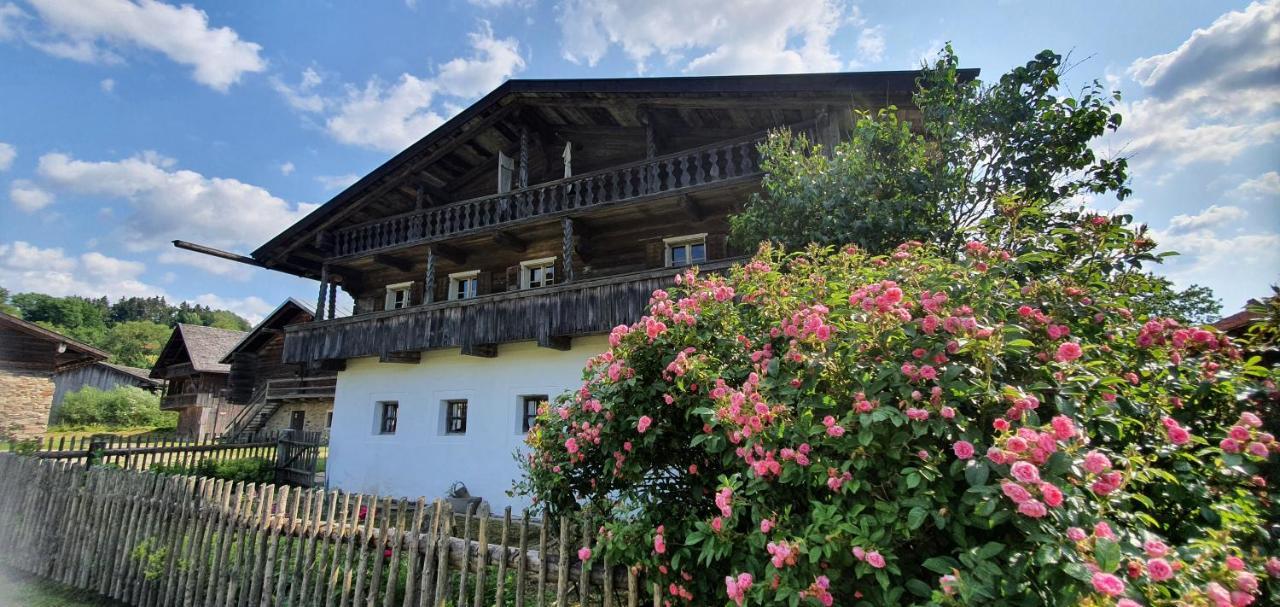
[445,399,468,434]
[521,395,547,433]
[664,234,707,267]
[385,282,412,310]
[520,258,556,289]
[377,401,398,435]
[449,271,480,300]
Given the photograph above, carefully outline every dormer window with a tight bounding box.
[385,282,412,310]
[520,257,556,289]
[449,270,480,300]
[664,234,707,267]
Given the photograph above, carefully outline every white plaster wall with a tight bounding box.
[326,336,607,510]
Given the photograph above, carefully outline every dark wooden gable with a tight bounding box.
[0,312,108,373]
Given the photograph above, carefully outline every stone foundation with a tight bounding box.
[261,399,332,439]
[0,362,54,439]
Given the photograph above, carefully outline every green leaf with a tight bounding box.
[977,542,1004,560]
[905,579,932,598]
[907,507,927,530]
[1094,538,1121,572]
[965,462,989,487]
[922,556,959,574]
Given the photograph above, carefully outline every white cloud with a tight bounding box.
[315,173,359,191]
[0,142,14,171]
[467,0,527,7]
[189,293,274,325]
[1229,171,1280,199]
[1165,204,1248,233]
[855,25,885,64]
[33,151,318,252]
[558,0,852,74]
[1152,227,1280,307]
[1109,0,1280,174]
[9,179,54,212]
[312,21,523,152]
[279,161,295,176]
[271,67,325,113]
[13,0,266,91]
[0,240,166,299]
[99,77,114,92]
[156,248,252,281]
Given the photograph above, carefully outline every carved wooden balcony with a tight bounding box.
[329,134,765,259]
[282,259,742,363]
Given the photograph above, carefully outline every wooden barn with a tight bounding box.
[220,298,337,440]
[0,311,108,439]
[149,323,246,437]
[51,361,164,419]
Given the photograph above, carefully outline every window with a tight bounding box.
[449,271,479,301]
[497,151,514,193]
[664,234,707,267]
[520,257,556,289]
[377,401,398,435]
[385,282,412,310]
[521,395,547,433]
[289,410,305,433]
[326,411,333,428]
[444,399,468,434]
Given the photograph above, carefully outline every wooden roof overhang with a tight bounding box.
[0,311,109,372]
[252,70,978,280]
[219,298,314,364]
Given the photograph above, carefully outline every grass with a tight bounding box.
[0,568,124,606]
[1,426,172,453]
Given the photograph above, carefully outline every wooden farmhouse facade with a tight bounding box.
[51,361,163,417]
[0,312,108,439]
[211,70,974,506]
[220,299,336,440]
[150,324,246,437]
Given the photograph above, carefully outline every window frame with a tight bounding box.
[520,394,547,433]
[519,257,557,290]
[377,401,398,435]
[444,399,468,435]
[384,281,413,310]
[663,233,708,267]
[447,270,480,301]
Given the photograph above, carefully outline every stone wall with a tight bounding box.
[261,399,332,439]
[0,362,54,439]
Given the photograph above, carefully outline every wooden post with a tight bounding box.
[315,263,329,321]
[518,125,529,189]
[561,218,575,284]
[327,278,338,320]
[424,247,436,304]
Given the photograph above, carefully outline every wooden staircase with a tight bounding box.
[223,376,336,440]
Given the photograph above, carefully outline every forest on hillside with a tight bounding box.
[0,287,250,369]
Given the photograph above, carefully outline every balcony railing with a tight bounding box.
[282,259,743,363]
[331,133,765,259]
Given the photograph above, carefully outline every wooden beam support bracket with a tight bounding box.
[537,335,572,351]
[460,343,498,358]
[373,254,414,273]
[430,244,467,266]
[379,351,421,364]
[492,231,528,252]
[678,194,705,222]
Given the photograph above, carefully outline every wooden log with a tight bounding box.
[494,507,512,607]
[556,518,569,607]
[431,503,453,607]
[471,503,491,607]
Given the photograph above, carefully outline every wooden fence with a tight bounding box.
[0,454,650,607]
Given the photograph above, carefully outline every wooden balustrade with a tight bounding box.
[331,133,765,258]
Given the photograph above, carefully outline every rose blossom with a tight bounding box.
[1147,558,1173,582]
[952,440,975,460]
[865,551,885,569]
[1055,342,1083,363]
[1010,461,1040,484]
[578,547,592,562]
[1090,572,1125,596]
[637,416,652,433]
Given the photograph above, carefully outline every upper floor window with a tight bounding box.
[520,395,547,433]
[449,270,480,301]
[385,282,412,310]
[664,234,707,267]
[444,399,468,434]
[377,401,398,435]
[497,151,514,193]
[520,257,556,289]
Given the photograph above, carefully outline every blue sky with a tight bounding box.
[0,0,1276,323]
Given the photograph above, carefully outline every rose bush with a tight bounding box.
[518,211,1278,606]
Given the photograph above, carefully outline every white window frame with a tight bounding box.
[519,257,557,290]
[384,281,413,310]
[664,233,708,267]
[376,400,398,435]
[448,270,480,301]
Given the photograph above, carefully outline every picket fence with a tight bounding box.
[0,454,653,607]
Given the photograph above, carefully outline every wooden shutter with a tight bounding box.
[477,271,493,296]
[645,240,666,268]
[707,233,728,260]
[505,266,520,291]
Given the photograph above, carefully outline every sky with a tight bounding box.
[0,0,1277,324]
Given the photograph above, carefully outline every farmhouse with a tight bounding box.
[194,70,971,508]
[150,323,246,437]
[0,311,108,439]
[220,298,337,440]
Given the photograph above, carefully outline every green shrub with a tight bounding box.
[55,386,175,429]
[520,220,1278,604]
[152,457,275,483]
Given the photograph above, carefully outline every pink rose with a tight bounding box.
[952,440,975,460]
[1143,539,1169,558]
[865,551,886,569]
[1050,415,1076,440]
[1055,342,1083,363]
[1090,572,1125,596]
[1147,558,1173,581]
[1083,450,1111,474]
[1010,461,1040,484]
[1039,482,1063,507]
[1066,527,1087,542]
[637,416,652,433]
[1017,499,1047,518]
[760,518,773,534]
[578,547,592,562]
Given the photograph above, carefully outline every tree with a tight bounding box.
[731,45,1130,255]
[0,286,17,316]
[521,213,1277,604]
[99,321,173,368]
[206,309,250,331]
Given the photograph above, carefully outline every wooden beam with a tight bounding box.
[460,343,497,358]
[492,231,527,252]
[537,335,571,351]
[373,254,414,273]
[679,195,705,222]
[431,244,467,266]
[379,351,421,364]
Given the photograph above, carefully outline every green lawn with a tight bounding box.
[0,568,123,606]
